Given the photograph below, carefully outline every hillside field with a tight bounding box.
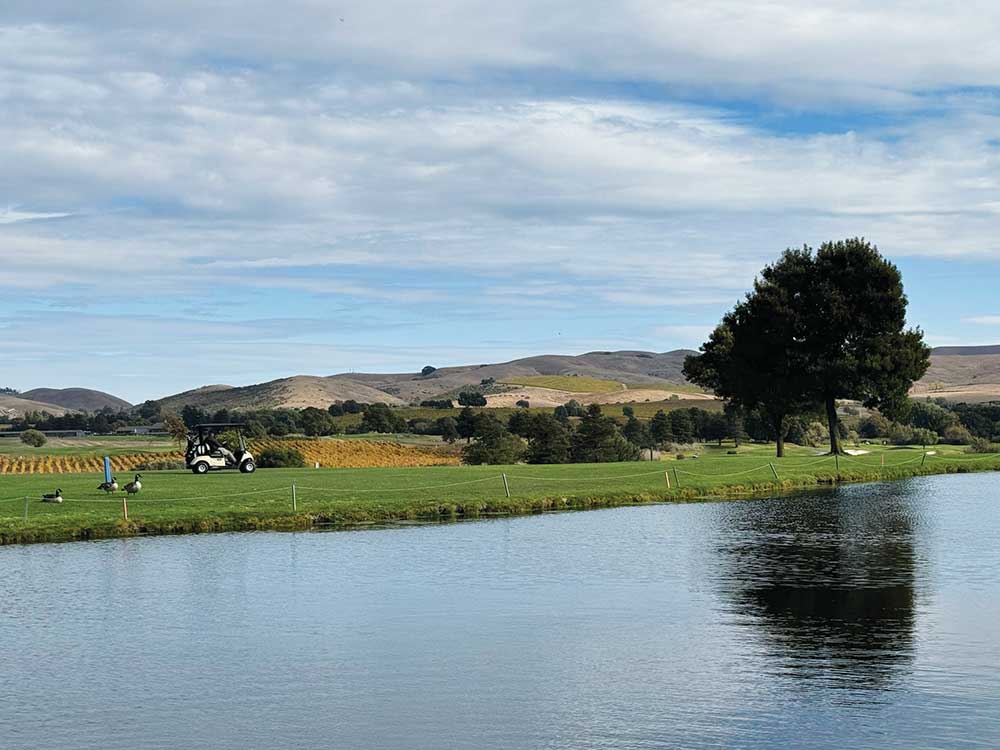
[500,375,626,393]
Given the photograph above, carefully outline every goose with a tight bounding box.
[124,474,142,495]
[97,477,119,494]
[42,489,64,504]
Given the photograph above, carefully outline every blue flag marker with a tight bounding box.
[104,456,112,484]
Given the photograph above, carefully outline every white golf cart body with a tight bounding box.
[185,423,256,474]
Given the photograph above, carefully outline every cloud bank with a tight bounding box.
[2,2,1000,398]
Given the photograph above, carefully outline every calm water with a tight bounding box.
[2,474,999,749]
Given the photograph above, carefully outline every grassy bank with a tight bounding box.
[1,443,998,545]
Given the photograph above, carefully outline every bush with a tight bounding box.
[258,446,306,468]
[805,421,828,447]
[462,428,525,465]
[20,429,46,447]
[360,403,407,433]
[888,422,915,445]
[942,424,974,445]
[967,437,996,454]
[458,391,488,407]
[858,414,890,439]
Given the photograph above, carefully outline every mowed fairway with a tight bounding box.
[2,443,1000,545]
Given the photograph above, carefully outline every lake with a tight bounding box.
[1,473,998,749]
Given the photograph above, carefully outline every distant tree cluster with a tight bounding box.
[461,405,640,465]
[457,402,750,466]
[852,398,1000,446]
[5,407,137,435]
[0,387,20,396]
[419,399,454,409]
[458,391,488,407]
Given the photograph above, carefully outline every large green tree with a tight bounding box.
[686,238,929,455]
[801,239,929,453]
[685,249,818,457]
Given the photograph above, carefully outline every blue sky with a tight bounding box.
[3,2,1000,403]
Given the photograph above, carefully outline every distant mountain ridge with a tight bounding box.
[9,344,1000,417]
[927,345,1000,356]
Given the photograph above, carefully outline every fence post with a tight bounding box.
[501,473,510,498]
[673,467,681,488]
[122,495,129,521]
[769,462,779,481]
[292,484,297,512]
[664,471,671,489]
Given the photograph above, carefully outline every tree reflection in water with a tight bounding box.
[715,485,919,691]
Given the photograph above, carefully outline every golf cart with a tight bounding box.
[186,423,256,474]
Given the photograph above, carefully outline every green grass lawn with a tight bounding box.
[0,435,177,457]
[2,441,998,545]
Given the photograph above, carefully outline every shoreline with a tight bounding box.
[2,452,999,546]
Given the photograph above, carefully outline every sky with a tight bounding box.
[3,1,1000,403]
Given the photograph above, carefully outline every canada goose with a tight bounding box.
[98,477,119,494]
[124,474,142,495]
[42,489,64,504]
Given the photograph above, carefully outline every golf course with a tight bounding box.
[3,441,999,546]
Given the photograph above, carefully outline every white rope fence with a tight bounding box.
[293,475,504,494]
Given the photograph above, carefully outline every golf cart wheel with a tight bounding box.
[240,460,256,474]
[192,461,210,475]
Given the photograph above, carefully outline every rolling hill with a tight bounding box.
[144,345,1000,412]
[152,376,404,413]
[0,395,73,419]
[912,345,1000,402]
[147,350,699,412]
[21,387,132,412]
[330,350,698,403]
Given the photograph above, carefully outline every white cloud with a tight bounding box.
[963,316,1000,325]
[3,3,1000,395]
[0,207,73,224]
[7,3,1000,103]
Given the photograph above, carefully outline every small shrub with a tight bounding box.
[258,446,307,468]
[942,424,974,445]
[967,437,996,454]
[20,429,46,447]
